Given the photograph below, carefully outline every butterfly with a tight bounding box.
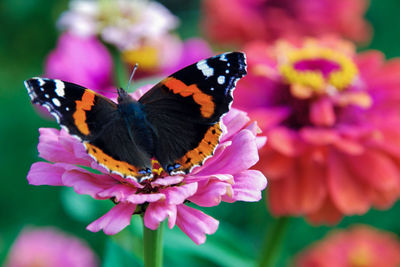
[25,52,247,182]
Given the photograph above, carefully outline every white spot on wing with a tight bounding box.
[218,76,225,85]
[52,98,61,107]
[219,54,228,61]
[44,94,50,98]
[38,78,45,86]
[196,60,214,78]
[55,80,65,97]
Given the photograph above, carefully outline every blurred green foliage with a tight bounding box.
[1,0,400,266]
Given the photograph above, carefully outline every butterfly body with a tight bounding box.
[25,52,247,182]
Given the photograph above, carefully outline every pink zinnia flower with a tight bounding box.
[234,37,400,224]
[45,32,115,98]
[5,227,98,267]
[202,0,371,46]
[27,86,267,245]
[295,225,400,267]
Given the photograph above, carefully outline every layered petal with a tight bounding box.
[87,202,136,235]
[176,205,219,245]
[144,201,177,229]
[197,129,258,176]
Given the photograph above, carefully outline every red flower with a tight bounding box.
[295,226,400,267]
[202,0,371,46]
[234,37,400,224]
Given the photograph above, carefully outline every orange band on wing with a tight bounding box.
[175,122,222,172]
[85,143,142,178]
[73,90,95,135]
[163,77,215,118]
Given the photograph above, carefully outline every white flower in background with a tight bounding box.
[58,0,179,50]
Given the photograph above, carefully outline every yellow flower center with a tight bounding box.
[279,46,358,94]
[151,159,165,176]
[348,245,372,267]
[122,46,160,70]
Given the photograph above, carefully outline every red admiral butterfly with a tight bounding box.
[25,52,247,182]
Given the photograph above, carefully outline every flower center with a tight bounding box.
[122,46,160,70]
[151,159,167,178]
[279,46,358,94]
[348,245,372,267]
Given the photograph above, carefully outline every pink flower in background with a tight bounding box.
[234,37,400,224]
[202,0,371,46]
[295,226,400,267]
[27,86,267,245]
[5,227,98,267]
[45,32,115,98]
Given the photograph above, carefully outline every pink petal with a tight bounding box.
[300,128,339,145]
[248,107,290,130]
[27,162,67,186]
[196,129,258,175]
[309,97,336,126]
[268,127,305,156]
[257,149,293,180]
[221,108,250,141]
[192,141,232,175]
[38,128,89,166]
[151,175,184,186]
[332,137,364,155]
[328,151,370,215]
[225,170,267,202]
[306,198,343,225]
[59,129,91,160]
[125,193,165,204]
[245,122,267,149]
[347,151,400,191]
[87,202,136,235]
[97,184,137,202]
[176,205,219,245]
[189,180,230,207]
[162,183,198,205]
[184,173,233,184]
[62,169,118,199]
[268,159,327,215]
[144,201,177,230]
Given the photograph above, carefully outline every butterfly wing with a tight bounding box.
[25,78,152,181]
[139,52,247,174]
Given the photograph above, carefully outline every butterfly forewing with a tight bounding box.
[139,52,247,174]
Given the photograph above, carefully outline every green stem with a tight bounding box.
[108,44,129,88]
[258,216,291,267]
[143,219,164,267]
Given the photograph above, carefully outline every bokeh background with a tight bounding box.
[2,0,400,266]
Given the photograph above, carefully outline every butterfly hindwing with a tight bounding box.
[25,78,152,180]
[139,52,247,174]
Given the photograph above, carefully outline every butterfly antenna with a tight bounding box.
[126,63,138,91]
